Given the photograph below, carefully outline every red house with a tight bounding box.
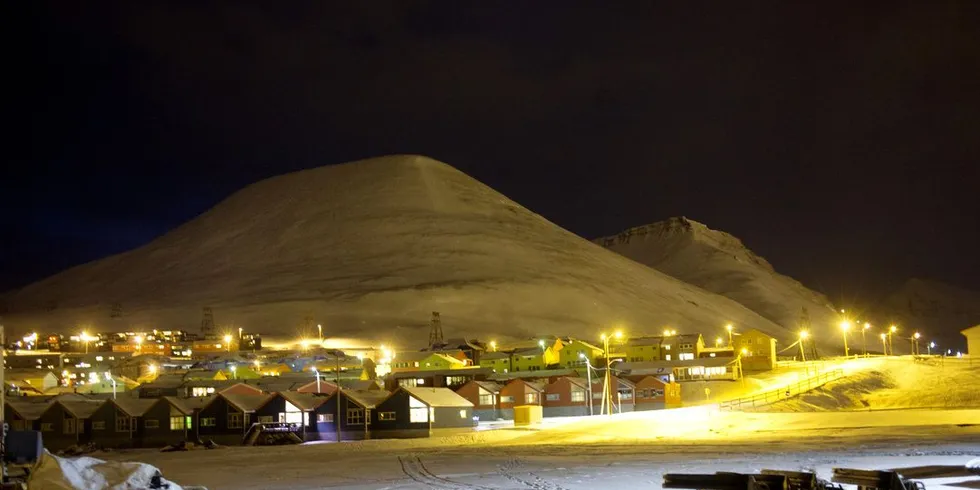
[542,377,591,417]
[454,380,503,421]
[499,379,544,417]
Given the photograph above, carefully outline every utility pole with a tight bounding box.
[579,353,593,416]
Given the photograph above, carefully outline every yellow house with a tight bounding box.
[738,328,777,371]
[391,352,468,372]
[962,325,980,356]
[623,337,664,363]
[479,351,512,373]
[556,338,604,367]
[258,363,293,376]
[510,348,546,372]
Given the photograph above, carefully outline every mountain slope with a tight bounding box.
[596,217,842,344]
[876,278,980,353]
[3,156,791,346]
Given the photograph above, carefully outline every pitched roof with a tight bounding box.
[219,392,273,413]
[626,336,665,347]
[563,377,590,390]
[280,391,328,411]
[392,351,434,362]
[472,381,503,393]
[480,351,510,361]
[401,387,473,408]
[164,396,212,415]
[5,398,55,420]
[616,357,734,373]
[112,398,160,417]
[525,381,546,392]
[343,389,391,409]
[511,347,541,357]
[564,339,604,352]
[389,367,493,379]
[489,368,581,381]
[342,379,382,391]
[57,399,104,419]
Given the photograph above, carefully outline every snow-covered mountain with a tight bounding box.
[595,217,842,344]
[876,278,980,353]
[2,156,794,347]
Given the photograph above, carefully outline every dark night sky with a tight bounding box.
[4,2,979,306]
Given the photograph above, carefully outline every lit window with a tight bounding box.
[525,393,538,404]
[200,417,216,427]
[478,393,494,406]
[169,416,185,430]
[500,396,514,403]
[227,413,243,429]
[459,409,467,419]
[41,423,53,432]
[545,393,560,402]
[116,415,134,432]
[378,412,396,421]
[415,378,425,385]
[665,355,671,361]
[96,356,104,362]
[409,397,428,423]
[571,390,585,402]
[679,353,695,361]
[316,414,333,423]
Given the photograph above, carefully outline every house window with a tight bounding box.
[316,413,333,423]
[416,378,425,385]
[201,417,216,427]
[378,412,396,421]
[593,392,603,400]
[413,362,419,367]
[679,353,695,361]
[459,409,467,419]
[145,419,160,429]
[665,355,671,361]
[258,416,274,424]
[116,415,134,432]
[398,378,418,388]
[191,387,215,397]
[525,393,538,404]
[347,408,364,425]
[571,390,586,402]
[446,376,467,386]
[227,413,243,429]
[63,419,76,434]
[92,421,106,430]
[41,423,53,432]
[545,393,560,402]
[500,396,514,403]
[409,396,428,423]
[478,394,494,406]
[170,416,185,430]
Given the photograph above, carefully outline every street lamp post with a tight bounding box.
[81,331,91,354]
[317,324,322,342]
[880,333,887,356]
[912,332,921,356]
[927,341,935,355]
[103,372,116,399]
[224,334,232,353]
[862,323,871,356]
[230,364,237,380]
[600,331,622,417]
[888,326,897,355]
[325,349,346,443]
[798,331,809,363]
[840,321,851,357]
[725,324,734,347]
[313,367,321,393]
[579,353,593,416]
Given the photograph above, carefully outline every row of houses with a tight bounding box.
[6,370,681,451]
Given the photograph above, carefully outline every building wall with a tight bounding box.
[306,393,370,441]
[432,406,473,429]
[499,381,541,409]
[542,378,589,415]
[479,356,511,373]
[370,390,429,438]
[196,396,247,443]
[88,402,137,448]
[624,344,662,363]
[37,403,87,450]
[964,326,980,356]
[739,329,777,371]
[473,408,512,421]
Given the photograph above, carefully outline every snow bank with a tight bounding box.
[30,451,185,490]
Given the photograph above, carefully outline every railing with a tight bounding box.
[719,369,845,411]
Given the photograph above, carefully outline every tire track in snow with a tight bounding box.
[497,457,569,490]
[398,455,495,489]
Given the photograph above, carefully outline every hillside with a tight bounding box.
[2,155,792,346]
[595,217,842,345]
[876,278,980,352]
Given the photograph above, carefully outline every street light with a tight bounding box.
[928,341,935,355]
[912,332,921,356]
[135,335,143,354]
[312,367,321,393]
[317,324,322,341]
[489,341,497,352]
[798,331,809,362]
[578,352,593,416]
[81,331,92,354]
[599,331,623,417]
[103,372,117,399]
[880,333,887,355]
[888,325,897,355]
[230,364,237,380]
[224,334,233,353]
[725,324,734,347]
[862,322,871,356]
[715,337,722,348]
[538,339,546,350]
[839,320,851,357]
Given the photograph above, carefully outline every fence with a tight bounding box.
[719,369,845,411]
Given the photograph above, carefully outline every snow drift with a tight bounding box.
[30,451,188,489]
[3,155,792,345]
[595,217,842,345]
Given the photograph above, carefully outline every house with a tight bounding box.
[589,377,635,414]
[738,329,777,371]
[454,380,503,421]
[370,387,474,438]
[248,391,326,442]
[489,368,581,383]
[660,334,704,361]
[478,351,511,373]
[629,375,668,411]
[510,348,547,372]
[432,338,486,364]
[35,398,103,450]
[5,398,55,432]
[616,357,739,382]
[5,369,60,393]
[256,363,293,376]
[541,377,590,417]
[498,379,544,412]
[385,367,492,391]
[961,325,979,356]
[196,392,274,445]
[390,352,469,373]
[87,398,167,448]
[309,389,389,441]
[555,339,604,368]
[624,337,664,363]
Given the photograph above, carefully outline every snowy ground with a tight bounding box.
[97,406,980,489]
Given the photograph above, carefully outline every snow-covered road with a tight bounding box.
[99,408,980,489]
